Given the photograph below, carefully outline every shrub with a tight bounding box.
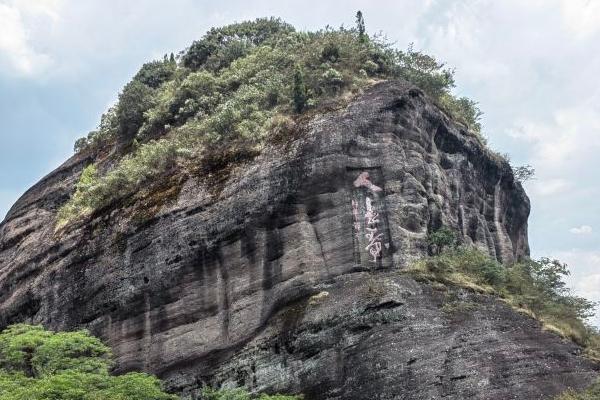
[412,248,599,356]
[201,387,301,400]
[66,15,490,225]
[73,107,119,152]
[293,66,308,113]
[355,11,366,43]
[513,164,535,182]
[182,18,295,71]
[427,227,456,255]
[438,94,483,133]
[321,42,340,63]
[58,139,185,228]
[133,59,176,89]
[321,68,344,92]
[116,80,155,147]
[555,379,600,400]
[394,44,455,99]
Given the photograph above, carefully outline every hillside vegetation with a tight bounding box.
[0,324,301,400]
[58,14,482,227]
[415,229,600,362]
[0,324,176,400]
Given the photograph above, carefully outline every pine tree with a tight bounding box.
[293,66,307,113]
[356,11,366,42]
[169,52,175,64]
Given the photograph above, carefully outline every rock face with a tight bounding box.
[0,81,597,399]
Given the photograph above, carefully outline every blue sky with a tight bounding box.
[1,0,599,325]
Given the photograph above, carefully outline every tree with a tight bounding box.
[0,324,177,400]
[115,80,155,148]
[182,18,295,70]
[292,66,308,113]
[133,60,176,89]
[355,11,366,42]
[427,227,456,255]
[513,164,535,183]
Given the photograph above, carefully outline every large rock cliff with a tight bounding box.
[0,81,597,399]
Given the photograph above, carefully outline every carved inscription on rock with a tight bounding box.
[347,168,393,269]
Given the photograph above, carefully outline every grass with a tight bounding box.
[406,247,600,361]
[555,379,600,400]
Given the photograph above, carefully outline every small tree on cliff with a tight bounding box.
[427,227,456,255]
[293,66,308,113]
[356,11,366,42]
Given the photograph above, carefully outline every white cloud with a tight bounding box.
[528,178,571,197]
[560,0,600,39]
[570,225,593,235]
[0,0,63,76]
[508,106,600,176]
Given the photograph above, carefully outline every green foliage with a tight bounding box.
[66,15,487,225]
[555,379,600,400]
[321,68,344,92]
[133,59,177,89]
[413,248,600,354]
[57,164,99,227]
[182,18,295,71]
[0,324,176,400]
[201,387,301,400]
[394,43,455,98]
[58,138,185,227]
[503,258,598,346]
[293,66,308,113]
[438,94,483,133]
[427,226,456,255]
[116,80,156,146]
[74,107,119,152]
[355,11,366,42]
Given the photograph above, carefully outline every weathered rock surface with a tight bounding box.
[0,81,597,399]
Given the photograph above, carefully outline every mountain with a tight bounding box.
[0,18,598,400]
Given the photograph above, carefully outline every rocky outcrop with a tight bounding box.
[0,81,596,399]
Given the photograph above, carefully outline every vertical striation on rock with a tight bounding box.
[0,81,596,399]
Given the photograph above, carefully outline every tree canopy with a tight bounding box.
[0,324,176,400]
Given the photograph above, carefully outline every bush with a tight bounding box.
[116,80,155,147]
[412,248,599,355]
[427,227,456,255]
[293,67,307,113]
[438,94,483,133]
[0,324,177,400]
[58,139,185,228]
[182,18,295,71]
[133,59,176,89]
[513,164,535,182]
[321,68,344,92]
[201,388,301,400]
[73,107,119,152]
[556,379,600,400]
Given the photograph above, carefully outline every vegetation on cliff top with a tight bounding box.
[58,13,483,228]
